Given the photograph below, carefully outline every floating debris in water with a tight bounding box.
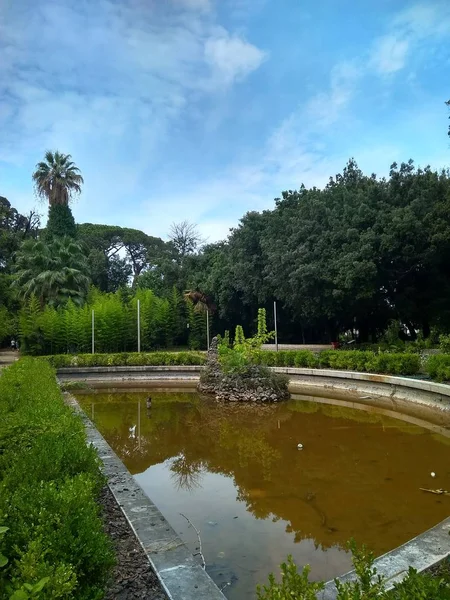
[431,472,436,478]
[297,443,304,450]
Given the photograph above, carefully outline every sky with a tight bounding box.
[1,0,449,243]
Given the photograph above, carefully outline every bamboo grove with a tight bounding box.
[18,288,207,355]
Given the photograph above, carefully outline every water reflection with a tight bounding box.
[76,391,450,599]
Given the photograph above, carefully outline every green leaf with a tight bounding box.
[9,591,28,600]
[32,577,50,593]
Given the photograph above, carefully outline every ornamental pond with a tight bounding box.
[75,390,450,599]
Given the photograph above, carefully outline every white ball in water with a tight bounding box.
[430,472,436,478]
[297,443,303,450]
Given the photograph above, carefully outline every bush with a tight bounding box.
[439,334,450,354]
[257,544,450,599]
[44,351,206,369]
[426,354,450,381]
[253,350,420,376]
[0,359,114,599]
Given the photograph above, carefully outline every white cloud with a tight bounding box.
[370,35,409,74]
[370,2,450,75]
[0,0,267,232]
[172,0,212,11]
[204,28,267,85]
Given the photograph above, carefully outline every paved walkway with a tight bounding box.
[0,350,19,370]
[261,344,331,351]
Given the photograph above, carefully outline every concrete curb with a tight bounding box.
[65,393,226,600]
[59,365,450,426]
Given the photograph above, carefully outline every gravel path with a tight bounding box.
[100,486,168,600]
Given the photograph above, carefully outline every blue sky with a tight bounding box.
[1,0,449,242]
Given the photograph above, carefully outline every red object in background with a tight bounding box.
[331,341,340,349]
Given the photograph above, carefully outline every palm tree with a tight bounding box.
[184,290,216,313]
[13,237,90,307]
[32,151,84,206]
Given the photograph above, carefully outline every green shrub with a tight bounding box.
[257,544,450,599]
[0,359,114,599]
[439,334,450,354]
[243,350,420,375]
[44,351,206,369]
[366,353,420,376]
[426,354,450,381]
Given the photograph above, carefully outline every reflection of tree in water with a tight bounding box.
[77,392,450,557]
[170,454,205,492]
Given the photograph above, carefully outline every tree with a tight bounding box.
[0,197,40,270]
[32,151,83,206]
[46,204,76,239]
[169,221,205,262]
[77,223,168,288]
[13,237,90,307]
[446,99,450,137]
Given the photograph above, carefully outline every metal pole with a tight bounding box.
[138,401,141,450]
[274,301,278,352]
[91,309,95,354]
[137,299,141,353]
[206,310,210,350]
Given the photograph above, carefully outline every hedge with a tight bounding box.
[0,359,114,599]
[425,354,450,382]
[45,350,206,369]
[42,349,424,376]
[253,350,421,376]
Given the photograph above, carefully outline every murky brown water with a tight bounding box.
[76,390,450,599]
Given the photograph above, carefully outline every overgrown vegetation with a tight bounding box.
[425,354,450,382]
[17,287,206,355]
[252,349,421,376]
[46,350,206,368]
[0,359,114,599]
[199,310,289,401]
[5,157,450,350]
[257,544,450,600]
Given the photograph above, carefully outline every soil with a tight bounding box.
[100,486,168,600]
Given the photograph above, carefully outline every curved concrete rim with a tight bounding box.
[62,366,450,597]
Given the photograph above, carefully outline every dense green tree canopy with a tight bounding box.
[13,237,90,307]
[4,154,450,346]
[181,159,450,342]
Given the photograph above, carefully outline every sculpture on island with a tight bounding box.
[198,310,289,403]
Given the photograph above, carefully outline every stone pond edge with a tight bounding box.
[65,393,227,600]
[62,369,450,597]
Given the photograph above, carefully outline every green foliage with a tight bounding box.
[234,324,245,347]
[181,160,450,345]
[45,205,76,240]
[13,237,90,307]
[253,349,420,376]
[0,306,14,345]
[334,542,385,599]
[32,151,83,206]
[0,358,114,599]
[0,527,8,568]
[257,557,324,600]
[257,544,450,599]
[389,566,450,600]
[18,288,197,355]
[44,350,206,368]
[426,354,450,381]
[439,334,450,353]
